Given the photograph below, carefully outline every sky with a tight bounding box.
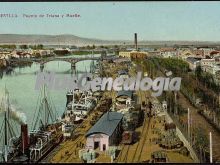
[0,2,220,41]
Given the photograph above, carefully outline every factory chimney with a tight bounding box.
[21,124,29,153]
[134,33,138,51]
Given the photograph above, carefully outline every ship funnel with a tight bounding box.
[134,33,138,50]
[21,124,29,153]
[66,91,73,107]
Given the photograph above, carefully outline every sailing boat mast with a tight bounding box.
[71,90,74,111]
[4,103,8,162]
[0,87,19,163]
[42,84,53,128]
[4,87,9,162]
[32,84,57,131]
[44,85,48,127]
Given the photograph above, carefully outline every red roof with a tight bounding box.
[210,51,220,55]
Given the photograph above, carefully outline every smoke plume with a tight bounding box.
[9,104,27,125]
[0,99,27,125]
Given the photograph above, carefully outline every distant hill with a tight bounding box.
[0,34,220,46]
[0,34,128,46]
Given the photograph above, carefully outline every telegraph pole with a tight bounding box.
[174,92,177,115]
[210,132,213,163]
[188,108,190,143]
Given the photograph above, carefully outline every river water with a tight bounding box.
[0,54,100,133]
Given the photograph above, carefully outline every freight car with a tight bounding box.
[121,131,136,144]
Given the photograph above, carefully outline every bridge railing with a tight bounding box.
[8,55,118,64]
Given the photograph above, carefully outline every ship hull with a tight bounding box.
[30,134,63,163]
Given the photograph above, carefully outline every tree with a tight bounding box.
[36,44,43,49]
[0,45,16,49]
[86,45,91,49]
[114,45,119,49]
[34,52,41,58]
[29,44,44,50]
[19,45,28,49]
[29,45,36,49]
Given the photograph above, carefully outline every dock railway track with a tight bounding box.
[146,57,220,162]
[116,90,152,163]
[116,145,130,163]
[43,121,86,163]
[131,116,152,162]
[47,85,113,163]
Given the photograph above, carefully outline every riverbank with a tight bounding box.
[0,58,32,69]
[0,59,7,68]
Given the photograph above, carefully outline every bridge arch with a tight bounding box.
[39,57,101,65]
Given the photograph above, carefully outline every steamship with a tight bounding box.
[61,89,97,139]
[28,85,63,162]
[0,88,29,162]
[61,60,103,138]
[63,61,103,125]
[64,89,97,124]
[0,85,63,163]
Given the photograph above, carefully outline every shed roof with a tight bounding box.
[86,112,123,137]
[186,57,201,64]
[117,90,133,98]
[118,69,128,75]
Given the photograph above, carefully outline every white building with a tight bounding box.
[185,57,201,71]
[199,48,214,57]
[200,58,215,72]
[208,64,220,75]
[39,50,52,56]
[85,112,123,151]
[160,50,178,58]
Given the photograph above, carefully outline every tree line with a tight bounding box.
[135,57,211,162]
[0,44,44,50]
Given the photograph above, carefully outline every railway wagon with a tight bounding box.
[164,123,176,131]
[121,131,136,144]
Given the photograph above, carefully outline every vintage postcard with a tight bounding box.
[0,1,219,163]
